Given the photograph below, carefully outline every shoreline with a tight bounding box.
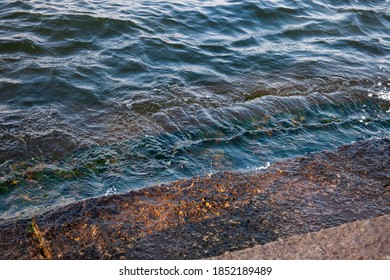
[0,138,389,259]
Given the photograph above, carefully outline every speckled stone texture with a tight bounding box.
[209,214,390,259]
[0,138,389,259]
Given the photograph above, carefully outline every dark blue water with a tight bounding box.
[1,0,389,219]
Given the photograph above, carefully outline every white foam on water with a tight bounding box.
[368,88,390,104]
[255,162,271,170]
[378,90,390,101]
[105,187,117,196]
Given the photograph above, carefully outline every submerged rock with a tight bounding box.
[0,138,389,259]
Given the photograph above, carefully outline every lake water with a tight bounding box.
[0,0,389,219]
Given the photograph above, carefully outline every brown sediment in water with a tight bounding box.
[0,138,389,259]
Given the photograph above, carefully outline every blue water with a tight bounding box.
[0,0,389,219]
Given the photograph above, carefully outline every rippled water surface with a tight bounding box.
[1,0,389,219]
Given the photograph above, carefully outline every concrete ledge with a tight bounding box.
[209,214,390,260]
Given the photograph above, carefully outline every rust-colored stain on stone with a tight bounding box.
[0,138,389,259]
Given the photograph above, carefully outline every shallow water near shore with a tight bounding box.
[0,0,390,219]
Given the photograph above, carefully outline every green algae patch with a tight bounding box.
[244,88,276,101]
[30,217,52,260]
[0,179,19,195]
